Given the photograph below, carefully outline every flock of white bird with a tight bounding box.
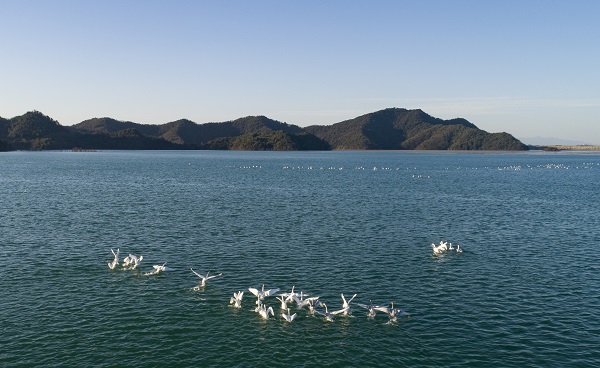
[107,248,411,324]
[431,241,463,255]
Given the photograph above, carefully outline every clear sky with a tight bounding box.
[2,0,599,144]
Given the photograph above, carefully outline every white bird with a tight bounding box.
[121,254,132,268]
[248,284,280,301]
[282,307,297,322]
[122,254,143,270]
[143,262,171,276]
[431,243,444,255]
[438,241,448,251]
[356,301,382,318]
[306,297,320,315]
[292,292,314,310]
[448,243,455,251]
[280,286,299,302]
[276,295,289,310]
[374,302,409,322]
[338,293,357,315]
[315,303,335,322]
[256,304,275,320]
[229,291,244,308]
[456,244,463,253]
[131,255,143,270]
[190,268,223,288]
[108,248,120,270]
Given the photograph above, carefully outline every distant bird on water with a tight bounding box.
[108,248,120,270]
[190,268,223,289]
[230,291,244,308]
[144,262,172,276]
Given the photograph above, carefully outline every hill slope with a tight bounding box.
[305,108,526,150]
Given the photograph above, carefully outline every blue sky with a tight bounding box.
[2,0,599,144]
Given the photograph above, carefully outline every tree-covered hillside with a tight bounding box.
[0,108,527,151]
[305,108,526,150]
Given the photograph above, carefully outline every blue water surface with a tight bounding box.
[1,150,598,367]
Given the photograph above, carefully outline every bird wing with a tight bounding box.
[190,268,204,279]
[264,288,280,297]
[374,306,390,313]
[348,294,357,303]
[206,273,223,280]
[331,308,348,315]
[248,288,260,297]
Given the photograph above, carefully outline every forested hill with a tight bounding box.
[305,108,526,150]
[0,108,527,151]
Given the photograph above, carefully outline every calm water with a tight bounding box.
[1,150,599,367]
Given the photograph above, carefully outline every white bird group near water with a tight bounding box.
[431,241,463,255]
[107,250,410,325]
[107,248,144,271]
[106,248,176,276]
[231,285,408,324]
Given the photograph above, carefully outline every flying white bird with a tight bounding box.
[190,268,223,288]
[276,295,290,310]
[143,262,172,276]
[336,293,357,316]
[256,303,275,320]
[248,285,280,301]
[306,298,321,315]
[292,292,314,310]
[279,286,299,302]
[282,307,297,322]
[356,301,382,318]
[130,254,143,270]
[107,248,120,270]
[439,241,448,251]
[315,303,335,322]
[374,302,409,322]
[229,291,244,308]
[431,243,445,255]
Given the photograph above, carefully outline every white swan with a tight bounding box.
[248,284,280,301]
[431,243,444,255]
[121,254,132,268]
[256,303,275,320]
[190,268,223,287]
[306,297,320,315]
[107,248,120,270]
[438,241,448,251]
[143,262,171,276]
[334,293,357,316]
[448,243,455,251]
[374,302,409,322]
[456,244,463,253]
[282,307,297,322]
[131,255,143,270]
[280,286,298,302]
[292,292,316,310]
[356,301,382,318]
[315,303,335,322]
[276,295,289,310]
[229,291,244,308]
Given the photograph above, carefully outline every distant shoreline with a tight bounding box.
[530,145,600,151]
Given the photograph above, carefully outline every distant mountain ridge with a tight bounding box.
[0,108,527,151]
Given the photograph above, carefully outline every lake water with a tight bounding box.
[1,150,599,367]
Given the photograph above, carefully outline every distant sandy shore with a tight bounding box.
[543,145,600,151]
